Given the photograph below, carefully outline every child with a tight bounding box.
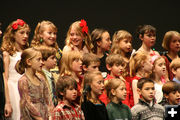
[82,53,100,72]
[63,19,92,54]
[150,56,167,103]
[129,51,153,106]
[31,20,62,82]
[91,28,111,77]
[106,78,132,120]
[170,58,180,84]
[136,25,159,57]
[59,51,83,104]
[37,46,57,106]
[160,81,180,105]
[52,76,85,120]
[1,19,30,120]
[99,53,131,107]
[162,31,180,80]
[131,78,165,120]
[111,30,133,63]
[81,71,109,120]
[16,48,51,120]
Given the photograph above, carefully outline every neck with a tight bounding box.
[72,72,80,83]
[63,98,72,107]
[136,70,147,78]
[112,97,120,104]
[14,42,23,52]
[25,68,36,80]
[154,74,162,84]
[140,43,151,52]
[42,66,50,72]
[96,47,104,58]
[90,91,99,103]
[168,50,179,60]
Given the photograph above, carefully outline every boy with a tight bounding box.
[82,53,100,72]
[99,53,130,107]
[52,76,85,120]
[131,78,165,120]
[170,58,180,84]
[160,81,180,106]
[37,46,57,106]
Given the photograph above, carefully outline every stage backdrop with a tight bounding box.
[1,0,180,53]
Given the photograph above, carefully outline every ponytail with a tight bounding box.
[15,60,25,74]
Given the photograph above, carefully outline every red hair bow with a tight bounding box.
[12,19,25,30]
[80,19,88,35]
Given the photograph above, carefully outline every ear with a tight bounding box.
[111,89,116,96]
[97,40,101,47]
[106,64,112,71]
[139,34,143,41]
[137,88,141,95]
[60,92,64,96]
[83,65,88,72]
[26,58,32,66]
[164,93,169,99]
[171,68,176,75]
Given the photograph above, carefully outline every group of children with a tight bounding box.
[0,18,180,120]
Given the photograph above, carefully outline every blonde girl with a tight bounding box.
[63,19,93,54]
[16,48,51,120]
[1,19,30,119]
[81,71,109,120]
[59,51,83,104]
[162,31,180,80]
[150,56,167,103]
[129,51,153,106]
[111,30,133,63]
[106,78,132,120]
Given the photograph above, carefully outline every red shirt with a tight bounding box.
[52,101,85,120]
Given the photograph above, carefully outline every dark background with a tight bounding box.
[1,0,180,52]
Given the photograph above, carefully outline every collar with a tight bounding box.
[42,69,52,78]
[59,101,78,109]
[139,98,155,107]
[173,77,180,84]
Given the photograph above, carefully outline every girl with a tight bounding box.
[136,25,159,57]
[63,19,93,54]
[59,51,83,104]
[1,19,30,119]
[129,51,153,106]
[150,56,167,103]
[91,28,111,77]
[81,71,109,120]
[16,48,51,120]
[106,78,132,120]
[162,31,180,80]
[31,20,62,82]
[111,30,133,63]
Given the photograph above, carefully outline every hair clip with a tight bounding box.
[12,19,25,30]
[80,19,88,35]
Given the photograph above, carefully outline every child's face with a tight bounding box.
[140,32,156,48]
[72,58,82,73]
[30,52,43,72]
[143,57,153,73]
[110,63,124,78]
[98,32,111,52]
[64,86,77,102]
[169,35,180,53]
[70,26,84,47]
[138,82,155,103]
[86,62,100,72]
[90,74,104,97]
[165,91,180,105]
[113,82,127,101]
[14,28,29,47]
[153,58,166,77]
[173,67,180,80]
[119,38,132,53]
[43,55,57,70]
[40,25,57,46]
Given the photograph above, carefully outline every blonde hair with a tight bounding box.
[170,58,180,71]
[129,51,148,77]
[65,20,92,52]
[31,20,59,50]
[91,28,108,54]
[106,78,125,100]
[59,51,82,76]
[1,19,30,56]
[81,71,102,103]
[15,48,40,74]
[162,31,180,51]
[111,30,132,57]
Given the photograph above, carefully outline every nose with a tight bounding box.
[24,33,28,38]
[95,67,99,71]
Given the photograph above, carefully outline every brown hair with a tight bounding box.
[170,58,180,71]
[82,53,100,67]
[137,78,154,90]
[162,81,180,95]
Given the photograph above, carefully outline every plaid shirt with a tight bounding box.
[52,101,85,120]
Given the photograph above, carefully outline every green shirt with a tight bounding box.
[106,101,132,120]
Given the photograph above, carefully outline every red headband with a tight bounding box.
[80,19,88,35]
[12,19,25,30]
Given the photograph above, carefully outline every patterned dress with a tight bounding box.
[18,74,50,120]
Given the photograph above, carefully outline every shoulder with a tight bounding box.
[18,75,28,85]
[154,103,165,112]
[62,45,71,53]
[3,51,10,58]
[131,103,143,113]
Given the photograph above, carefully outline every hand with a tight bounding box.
[4,103,12,118]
